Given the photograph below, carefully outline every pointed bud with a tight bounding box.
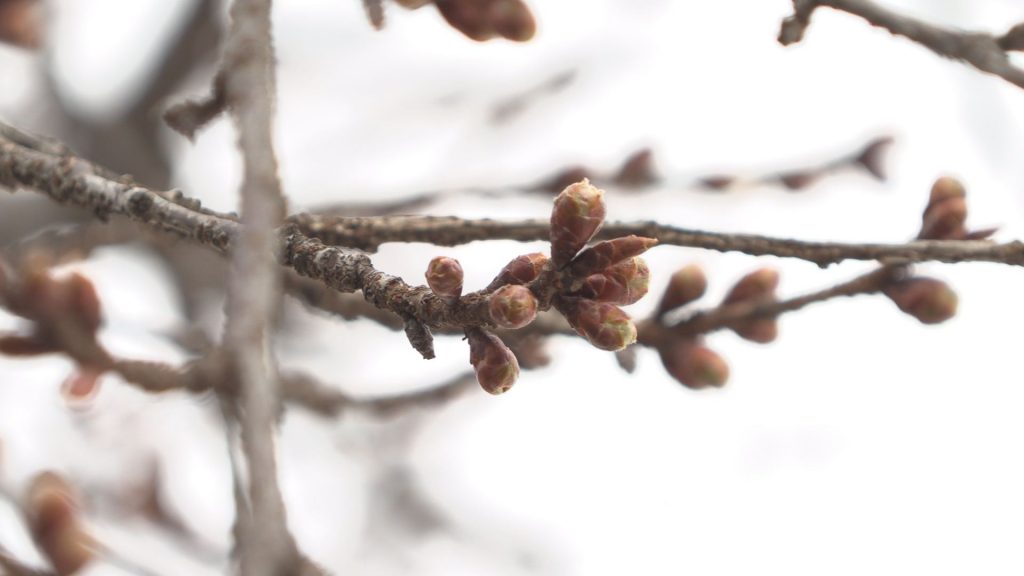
[487,252,549,290]
[613,148,657,188]
[723,268,779,304]
[26,472,94,576]
[489,284,538,329]
[659,340,729,389]
[550,179,606,266]
[657,264,707,315]
[884,277,958,325]
[577,257,650,305]
[560,298,637,351]
[489,0,535,42]
[467,329,520,394]
[854,136,893,181]
[425,256,464,305]
[919,196,967,240]
[569,235,658,276]
[64,273,102,334]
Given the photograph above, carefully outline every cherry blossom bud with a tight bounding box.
[467,329,520,394]
[854,136,893,181]
[489,284,538,329]
[659,339,729,390]
[884,277,958,325]
[928,176,965,206]
[657,264,707,315]
[723,268,779,304]
[613,148,657,188]
[0,0,42,50]
[550,179,606,266]
[64,273,102,334]
[919,196,967,240]
[569,235,658,277]
[577,257,650,305]
[26,472,94,576]
[699,175,735,190]
[425,256,464,304]
[561,298,637,351]
[489,0,535,42]
[487,252,549,290]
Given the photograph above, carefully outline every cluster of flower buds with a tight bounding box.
[393,0,536,42]
[26,472,94,575]
[0,257,109,402]
[645,265,782,389]
[549,180,656,352]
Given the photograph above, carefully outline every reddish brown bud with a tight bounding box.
[64,273,102,334]
[26,472,94,576]
[854,136,893,181]
[435,0,535,42]
[487,252,549,290]
[659,339,729,389]
[884,277,958,325]
[569,235,658,276]
[928,176,966,205]
[733,318,778,344]
[425,256,464,304]
[699,175,735,190]
[0,334,56,356]
[919,196,967,240]
[657,264,707,315]
[489,284,538,329]
[723,268,779,304]
[550,179,606,266]
[489,0,535,42]
[561,298,637,351]
[777,172,819,191]
[613,148,657,188]
[0,0,42,49]
[577,257,650,305]
[467,328,520,394]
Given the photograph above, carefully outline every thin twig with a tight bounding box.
[779,0,1024,90]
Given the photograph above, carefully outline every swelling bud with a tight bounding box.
[550,179,606,266]
[467,328,520,394]
[489,284,538,329]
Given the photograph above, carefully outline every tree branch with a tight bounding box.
[779,0,1024,90]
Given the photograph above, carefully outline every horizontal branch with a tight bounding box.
[293,214,1024,267]
[779,0,1024,90]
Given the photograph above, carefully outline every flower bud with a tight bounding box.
[64,273,102,334]
[560,298,637,351]
[489,0,535,42]
[550,179,606,266]
[723,268,779,304]
[487,252,548,290]
[569,235,658,277]
[467,329,519,394]
[425,256,464,304]
[778,171,818,191]
[62,366,103,406]
[884,277,958,325]
[928,176,965,206]
[26,472,94,576]
[489,284,538,329]
[435,0,496,41]
[0,0,42,50]
[854,136,893,181]
[577,257,650,305]
[919,196,967,240]
[659,339,729,390]
[613,148,657,188]
[657,264,707,315]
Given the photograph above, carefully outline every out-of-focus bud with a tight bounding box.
[489,284,538,329]
[467,328,520,394]
[577,257,650,305]
[26,472,94,576]
[0,334,55,356]
[550,179,606,266]
[854,136,893,181]
[536,166,592,195]
[658,339,729,390]
[62,366,103,405]
[425,256,464,305]
[883,277,958,325]
[569,235,658,276]
[487,252,549,290]
[394,0,431,8]
[613,148,657,188]
[699,175,735,191]
[489,0,535,42]
[656,264,707,315]
[777,171,819,191]
[723,268,779,343]
[0,0,42,50]
[506,333,550,369]
[561,298,637,351]
[64,273,102,334]
[919,177,968,240]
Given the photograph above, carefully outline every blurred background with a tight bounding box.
[2,0,1024,574]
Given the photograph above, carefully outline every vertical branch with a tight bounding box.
[218,0,301,574]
